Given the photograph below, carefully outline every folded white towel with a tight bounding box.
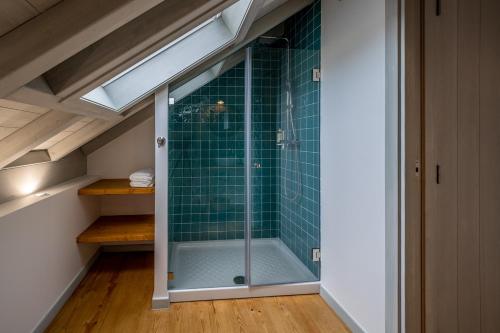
[129,168,154,182]
[130,181,154,188]
[130,175,155,182]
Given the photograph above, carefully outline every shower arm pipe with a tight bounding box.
[258,35,290,45]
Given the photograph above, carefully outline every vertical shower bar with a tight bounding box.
[244,47,252,286]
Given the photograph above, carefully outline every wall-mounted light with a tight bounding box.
[17,170,49,197]
[19,177,40,195]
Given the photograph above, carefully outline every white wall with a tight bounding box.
[87,117,155,216]
[0,177,100,333]
[320,0,386,332]
[87,117,155,178]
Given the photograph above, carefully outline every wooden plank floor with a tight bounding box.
[46,252,350,333]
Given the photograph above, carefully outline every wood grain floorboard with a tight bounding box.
[46,252,350,333]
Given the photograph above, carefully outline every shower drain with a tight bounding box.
[233,276,245,285]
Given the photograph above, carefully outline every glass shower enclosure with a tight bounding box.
[160,42,320,298]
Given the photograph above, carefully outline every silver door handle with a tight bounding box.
[157,137,166,148]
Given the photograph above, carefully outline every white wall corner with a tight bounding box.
[32,250,101,333]
[320,0,388,332]
[385,0,402,331]
[0,176,101,332]
[320,286,367,333]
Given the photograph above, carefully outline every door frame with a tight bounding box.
[404,0,424,332]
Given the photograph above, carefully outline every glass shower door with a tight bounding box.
[248,43,320,286]
[167,62,247,290]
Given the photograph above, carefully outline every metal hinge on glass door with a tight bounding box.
[157,137,166,148]
[312,69,321,82]
[312,248,321,262]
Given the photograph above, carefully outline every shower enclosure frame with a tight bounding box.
[152,48,320,307]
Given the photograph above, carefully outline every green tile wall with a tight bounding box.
[279,0,321,277]
[168,0,321,278]
[251,47,282,239]
[168,64,246,242]
[168,59,281,242]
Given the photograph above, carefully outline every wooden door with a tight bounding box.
[421,0,500,332]
[479,1,500,331]
[424,0,459,331]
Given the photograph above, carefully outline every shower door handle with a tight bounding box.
[156,137,166,148]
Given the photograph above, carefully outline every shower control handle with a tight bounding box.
[156,137,166,148]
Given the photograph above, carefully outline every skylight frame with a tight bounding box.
[101,14,221,88]
[80,0,256,113]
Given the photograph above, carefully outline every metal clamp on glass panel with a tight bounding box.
[156,137,166,148]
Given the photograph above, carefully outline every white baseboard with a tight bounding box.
[32,249,101,333]
[320,285,366,333]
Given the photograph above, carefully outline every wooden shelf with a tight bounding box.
[78,179,154,196]
[77,215,154,244]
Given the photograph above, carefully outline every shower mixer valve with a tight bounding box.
[276,129,285,149]
[277,129,300,149]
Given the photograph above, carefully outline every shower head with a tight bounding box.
[257,36,290,48]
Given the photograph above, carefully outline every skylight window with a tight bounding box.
[81,0,256,112]
[101,15,220,88]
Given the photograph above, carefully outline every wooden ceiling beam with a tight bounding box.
[0,0,164,98]
[0,110,81,169]
[47,119,114,161]
[44,0,237,99]
[46,95,155,160]
[7,77,122,120]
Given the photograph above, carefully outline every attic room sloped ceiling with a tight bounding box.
[0,0,312,169]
